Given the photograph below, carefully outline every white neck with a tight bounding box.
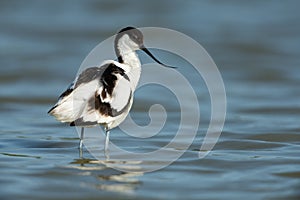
[119,48,141,68]
[117,37,141,90]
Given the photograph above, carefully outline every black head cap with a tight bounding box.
[116,26,143,47]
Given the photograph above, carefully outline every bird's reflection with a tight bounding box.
[70,149,143,195]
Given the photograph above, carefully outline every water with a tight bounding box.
[1,0,300,199]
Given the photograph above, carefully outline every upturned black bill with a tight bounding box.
[141,46,176,69]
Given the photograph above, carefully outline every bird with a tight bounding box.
[48,27,175,152]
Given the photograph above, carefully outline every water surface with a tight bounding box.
[1,0,300,199]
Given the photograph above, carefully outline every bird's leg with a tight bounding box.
[104,126,110,160]
[79,127,84,149]
[78,127,84,159]
[104,127,110,152]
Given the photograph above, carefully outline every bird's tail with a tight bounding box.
[48,94,83,123]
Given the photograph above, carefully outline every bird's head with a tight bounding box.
[115,27,176,68]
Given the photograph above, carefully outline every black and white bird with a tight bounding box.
[48,27,174,151]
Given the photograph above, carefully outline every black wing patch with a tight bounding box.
[100,64,130,96]
[70,120,97,126]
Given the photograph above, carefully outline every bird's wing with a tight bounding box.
[71,62,133,126]
[48,66,107,122]
[49,61,133,127]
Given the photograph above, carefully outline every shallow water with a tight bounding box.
[1,0,300,199]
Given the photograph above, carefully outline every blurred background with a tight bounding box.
[0,0,299,199]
